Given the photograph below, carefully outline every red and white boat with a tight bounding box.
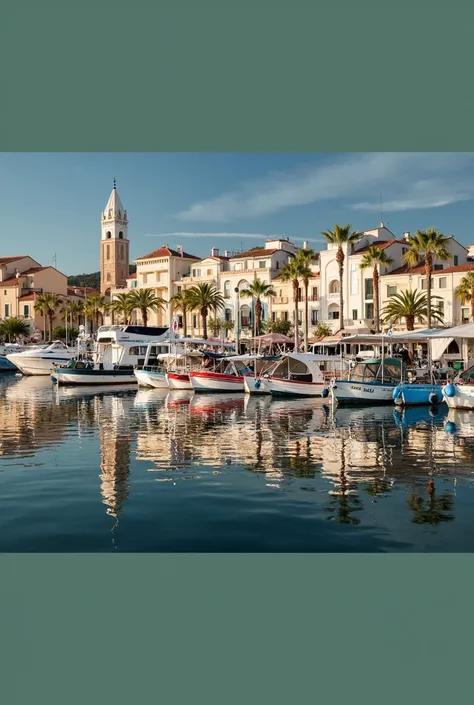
[166,370,193,390]
[189,355,256,393]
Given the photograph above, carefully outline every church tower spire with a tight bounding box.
[100,180,130,295]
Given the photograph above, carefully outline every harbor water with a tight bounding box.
[1,374,474,552]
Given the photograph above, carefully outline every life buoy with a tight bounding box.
[444,384,456,398]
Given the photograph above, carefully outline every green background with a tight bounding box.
[2,2,474,703]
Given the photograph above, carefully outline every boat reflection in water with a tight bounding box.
[2,375,474,551]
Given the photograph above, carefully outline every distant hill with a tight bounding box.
[68,265,136,291]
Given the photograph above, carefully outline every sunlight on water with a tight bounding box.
[1,374,474,552]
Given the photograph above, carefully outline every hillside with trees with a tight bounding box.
[68,265,136,290]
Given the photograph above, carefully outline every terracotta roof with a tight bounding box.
[437,264,474,274]
[354,239,407,255]
[230,248,278,259]
[384,262,474,277]
[385,264,425,276]
[0,256,28,265]
[18,294,35,301]
[126,273,137,279]
[136,247,200,261]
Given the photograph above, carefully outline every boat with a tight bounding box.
[392,382,444,407]
[443,365,474,409]
[331,357,406,405]
[52,359,137,386]
[0,344,20,372]
[189,354,254,393]
[6,340,85,376]
[135,368,169,388]
[261,353,335,398]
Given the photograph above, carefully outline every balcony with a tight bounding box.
[273,297,289,305]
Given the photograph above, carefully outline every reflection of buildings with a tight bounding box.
[99,396,134,519]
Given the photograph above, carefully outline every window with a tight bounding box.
[438,277,447,289]
[329,310,339,320]
[4,304,10,318]
[178,315,183,328]
[177,286,182,293]
[156,272,161,282]
[106,273,111,282]
[142,273,148,284]
[272,312,277,322]
[132,280,138,288]
[276,262,279,270]
[283,311,289,321]
[364,278,374,300]
[3,290,6,295]
[350,264,359,295]
[106,231,111,239]
[365,303,374,319]
[297,310,302,324]
[402,247,408,256]
[434,264,443,271]
[224,281,231,298]
[240,305,251,328]
[329,280,340,294]
[462,308,469,323]
[352,309,358,320]
[311,286,318,300]
[225,308,232,322]
[297,287,303,302]
[259,261,266,269]
[192,314,198,328]
[207,269,212,276]
[387,285,397,296]
[106,244,110,260]
[437,300,445,315]
[454,255,459,266]
[119,232,123,239]
[192,268,201,277]
[23,304,29,317]
[311,310,318,325]
[420,277,434,290]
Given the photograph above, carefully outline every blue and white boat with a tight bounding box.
[331,357,405,405]
[392,382,444,406]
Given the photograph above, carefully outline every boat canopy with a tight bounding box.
[349,357,406,384]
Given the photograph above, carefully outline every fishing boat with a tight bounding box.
[52,359,138,386]
[262,353,335,398]
[443,366,474,409]
[331,357,406,405]
[189,354,254,393]
[0,344,20,372]
[392,382,444,407]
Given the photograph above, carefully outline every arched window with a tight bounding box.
[106,244,110,260]
[240,305,251,328]
[119,231,123,239]
[106,272,111,282]
[329,279,340,294]
[106,231,112,239]
[224,281,231,298]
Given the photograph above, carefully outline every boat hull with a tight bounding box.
[332,379,396,404]
[265,377,326,397]
[53,369,137,386]
[0,357,18,372]
[166,372,193,390]
[393,383,444,406]
[189,370,244,393]
[243,376,270,395]
[6,355,74,376]
[134,369,169,388]
[442,383,474,410]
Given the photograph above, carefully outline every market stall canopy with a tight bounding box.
[430,323,474,339]
[250,333,294,344]
[309,335,343,346]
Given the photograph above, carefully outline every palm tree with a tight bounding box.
[381,289,444,331]
[111,292,133,325]
[34,293,61,340]
[402,229,452,328]
[321,224,362,329]
[456,270,474,322]
[359,246,394,332]
[128,288,167,327]
[0,317,30,342]
[239,279,276,336]
[295,248,315,351]
[83,295,107,332]
[281,257,305,349]
[169,289,194,337]
[188,283,224,340]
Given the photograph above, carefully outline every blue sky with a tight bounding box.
[1,152,474,275]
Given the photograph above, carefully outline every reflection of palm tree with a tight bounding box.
[408,479,455,526]
[364,477,392,502]
[289,437,316,479]
[326,440,363,525]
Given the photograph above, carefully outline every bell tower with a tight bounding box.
[100,179,130,295]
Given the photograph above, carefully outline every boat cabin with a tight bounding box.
[348,357,406,385]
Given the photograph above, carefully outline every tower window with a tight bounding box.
[119,231,124,239]
[106,244,110,260]
[106,273,111,282]
[106,231,111,239]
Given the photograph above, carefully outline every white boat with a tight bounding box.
[6,341,84,376]
[134,368,169,388]
[262,353,338,398]
[189,354,254,393]
[443,365,474,409]
[52,361,137,386]
[331,357,405,405]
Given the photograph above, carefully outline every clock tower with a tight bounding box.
[100,180,130,294]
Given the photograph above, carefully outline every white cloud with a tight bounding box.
[176,153,474,223]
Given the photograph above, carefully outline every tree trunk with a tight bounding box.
[182,306,188,337]
[293,280,299,350]
[406,315,415,331]
[255,298,262,335]
[305,279,310,351]
[49,313,54,340]
[202,307,208,340]
[425,253,432,328]
[471,288,474,323]
[373,266,380,333]
[142,307,148,327]
[336,246,344,330]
